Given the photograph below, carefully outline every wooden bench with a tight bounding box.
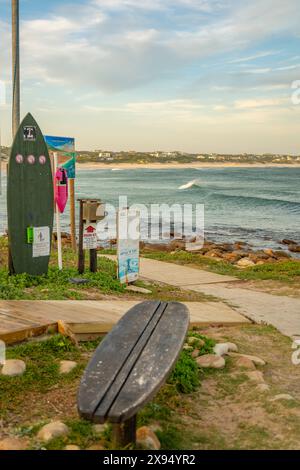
[78,301,190,447]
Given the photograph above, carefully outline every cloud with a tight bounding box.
[234,98,288,109]
[13,0,300,93]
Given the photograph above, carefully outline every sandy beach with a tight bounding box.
[76,162,300,171]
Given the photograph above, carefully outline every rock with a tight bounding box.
[65,445,81,451]
[270,394,295,402]
[1,360,26,377]
[281,239,297,246]
[263,249,276,258]
[191,349,200,358]
[0,437,28,451]
[37,421,69,443]
[223,252,242,263]
[288,245,300,253]
[187,337,205,347]
[246,371,265,383]
[88,444,106,451]
[235,357,256,370]
[59,361,77,375]
[213,343,229,357]
[256,384,270,393]
[273,250,290,259]
[236,258,256,268]
[205,249,224,260]
[196,354,225,369]
[149,422,163,433]
[93,424,108,434]
[126,285,152,295]
[227,342,238,352]
[234,241,247,250]
[136,426,161,450]
[229,353,266,366]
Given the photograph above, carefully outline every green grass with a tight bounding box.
[0,331,215,450]
[143,250,300,283]
[0,256,125,300]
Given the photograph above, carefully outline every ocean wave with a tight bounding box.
[209,193,300,212]
[178,179,201,190]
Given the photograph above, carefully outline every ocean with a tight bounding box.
[0,166,299,251]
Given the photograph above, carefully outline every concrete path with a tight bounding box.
[101,255,300,339]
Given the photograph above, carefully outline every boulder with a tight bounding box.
[196,354,225,369]
[37,421,69,443]
[0,437,28,451]
[235,357,256,370]
[191,349,200,359]
[289,245,300,253]
[187,337,205,347]
[227,342,238,352]
[236,258,256,268]
[88,444,106,451]
[65,445,81,451]
[126,285,152,295]
[229,353,266,366]
[136,427,161,450]
[59,361,77,375]
[246,371,265,383]
[223,252,242,264]
[213,343,229,357]
[270,394,295,402]
[281,239,297,246]
[1,360,26,377]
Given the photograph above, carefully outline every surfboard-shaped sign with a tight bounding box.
[7,113,54,275]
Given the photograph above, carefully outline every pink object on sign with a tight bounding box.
[55,167,68,213]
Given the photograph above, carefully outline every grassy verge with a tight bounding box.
[0,333,215,450]
[142,250,300,283]
[0,238,215,301]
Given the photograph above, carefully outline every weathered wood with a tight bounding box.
[78,301,161,421]
[106,302,189,423]
[112,416,137,449]
[7,113,54,275]
[78,200,85,274]
[78,301,189,425]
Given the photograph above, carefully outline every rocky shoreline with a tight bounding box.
[140,237,300,268]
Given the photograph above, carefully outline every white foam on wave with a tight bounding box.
[178,179,201,190]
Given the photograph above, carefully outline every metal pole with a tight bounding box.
[9,0,20,274]
[12,0,20,138]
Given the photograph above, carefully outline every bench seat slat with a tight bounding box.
[92,302,168,421]
[104,302,189,423]
[78,301,162,420]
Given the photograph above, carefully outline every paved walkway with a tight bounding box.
[101,256,300,339]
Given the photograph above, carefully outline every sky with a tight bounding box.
[0,0,300,153]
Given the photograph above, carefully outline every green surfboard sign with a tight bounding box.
[7,113,54,275]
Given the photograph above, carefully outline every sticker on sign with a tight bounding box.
[83,223,98,250]
[32,226,51,258]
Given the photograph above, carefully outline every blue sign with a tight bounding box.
[44,135,76,179]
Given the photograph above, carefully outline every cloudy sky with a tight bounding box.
[0,0,300,153]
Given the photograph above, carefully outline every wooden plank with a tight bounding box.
[92,302,168,422]
[78,301,161,421]
[106,302,189,422]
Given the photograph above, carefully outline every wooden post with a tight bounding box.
[78,200,85,274]
[90,247,97,273]
[69,179,76,252]
[112,416,137,449]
